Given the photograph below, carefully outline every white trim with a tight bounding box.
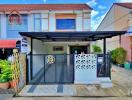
[1,14,7,38]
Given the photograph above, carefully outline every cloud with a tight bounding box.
[87,0,97,7]
[91,14,106,31]
[43,0,47,3]
[98,5,106,10]
[91,10,99,18]
[117,0,132,2]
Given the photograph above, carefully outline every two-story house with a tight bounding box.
[0,4,125,89]
[0,4,97,85]
[0,4,92,60]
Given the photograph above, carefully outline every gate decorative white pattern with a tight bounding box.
[74,54,97,84]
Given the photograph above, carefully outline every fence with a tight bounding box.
[27,54,74,84]
[11,49,26,95]
[27,53,111,84]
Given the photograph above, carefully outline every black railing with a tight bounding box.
[26,53,111,84]
[97,54,111,78]
[27,54,74,84]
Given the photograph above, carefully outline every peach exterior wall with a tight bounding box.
[97,4,132,61]
[115,5,132,61]
[121,35,132,61]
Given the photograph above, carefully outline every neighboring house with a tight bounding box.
[0,4,91,59]
[96,3,132,62]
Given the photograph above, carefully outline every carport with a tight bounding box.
[20,31,126,85]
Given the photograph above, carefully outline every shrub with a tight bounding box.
[0,60,12,83]
[92,45,102,53]
[110,47,127,64]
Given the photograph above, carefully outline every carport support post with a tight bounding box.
[103,38,106,54]
[103,38,106,76]
[30,38,33,80]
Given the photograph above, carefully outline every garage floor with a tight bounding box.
[19,85,76,96]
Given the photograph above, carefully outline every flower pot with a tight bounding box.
[9,79,19,88]
[0,82,9,89]
[118,64,124,68]
[124,62,131,70]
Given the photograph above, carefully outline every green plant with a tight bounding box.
[0,60,12,83]
[110,47,127,64]
[92,45,102,53]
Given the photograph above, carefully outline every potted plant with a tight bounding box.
[92,45,102,54]
[9,73,19,89]
[124,61,131,70]
[110,47,127,67]
[0,60,12,89]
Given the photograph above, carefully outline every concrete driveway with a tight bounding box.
[12,97,132,100]
[111,65,132,95]
[17,65,132,97]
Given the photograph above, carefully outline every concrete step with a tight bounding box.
[100,81,113,88]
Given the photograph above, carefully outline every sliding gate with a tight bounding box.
[27,54,111,84]
[28,54,74,84]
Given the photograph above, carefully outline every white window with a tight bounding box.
[34,14,41,32]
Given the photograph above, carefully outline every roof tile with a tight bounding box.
[0,4,92,12]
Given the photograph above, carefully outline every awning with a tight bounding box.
[0,40,17,48]
[19,31,126,41]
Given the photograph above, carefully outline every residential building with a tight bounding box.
[0,4,92,59]
[96,3,132,62]
[0,4,124,86]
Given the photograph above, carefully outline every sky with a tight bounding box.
[0,0,132,30]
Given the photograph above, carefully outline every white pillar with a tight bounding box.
[67,44,70,67]
[76,13,83,31]
[49,13,55,31]
[28,14,34,32]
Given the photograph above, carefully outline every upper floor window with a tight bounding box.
[34,14,41,32]
[7,14,28,38]
[55,14,76,30]
[56,19,76,30]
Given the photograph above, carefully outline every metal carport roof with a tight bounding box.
[19,31,126,41]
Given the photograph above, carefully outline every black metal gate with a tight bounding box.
[27,54,74,84]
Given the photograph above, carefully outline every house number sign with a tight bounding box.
[46,55,55,64]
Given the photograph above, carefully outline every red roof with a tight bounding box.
[0,4,92,12]
[115,3,132,9]
[0,40,17,48]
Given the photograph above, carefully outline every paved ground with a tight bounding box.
[11,97,132,100]
[17,65,132,97]
[1,65,132,99]
[111,65,132,94]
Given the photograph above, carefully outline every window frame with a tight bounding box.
[6,14,28,38]
[55,14,76,31]
[53,46,64,51]
[56,18,76,31]
[34,13,42,32]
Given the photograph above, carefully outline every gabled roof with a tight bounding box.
[0,4,92,12]
[96,3,132,30]
[115,3,132,9]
